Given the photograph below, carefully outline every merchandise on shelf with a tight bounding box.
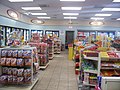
[0,46,39,85]
[54,38,61,54]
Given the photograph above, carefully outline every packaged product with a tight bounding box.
[0,75,8,84]
[2,67,8,74]
[25,59,31,66]
[12,76,17,83]
[24,69,31,77]
[17,77,24,84]
[7,50,13,57]
[1,50,7,57]
[17,59,24,67]
[11,58,17,66]
[24,76,31,84]
[18,50,23,58]
[1,58,6,66]
[8,68,12,75]
[12,50,18,58]
[12,68,18,76]
[8,75,13,83]
[23,50,32,58]
[6,58,11,66]
[17,69,24,76]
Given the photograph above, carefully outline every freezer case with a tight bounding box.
[101,77,120,90]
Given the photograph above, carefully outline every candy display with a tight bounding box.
[54,38,61,54]
[0,47,39,85]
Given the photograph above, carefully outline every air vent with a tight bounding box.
[39,4,50,7]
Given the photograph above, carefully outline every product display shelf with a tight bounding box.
[47,39,54,60]
[0,46,39,90]
[54,39,61,54]
[80,50,100,87]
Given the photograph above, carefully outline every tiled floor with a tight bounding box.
[33,51,78,90]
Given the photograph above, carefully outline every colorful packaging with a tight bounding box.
[13,76,17,83]
[24,69,31,77]
[25,76,31,84]
[7,50,13,57]
[17,69,24,76]
[0,75,8,84]
[1,50,7,57]
[11,58,17,66]
[17,77,24,84]
[6,58,11,66]
[2,67,8,74]
[25,59,31,66]
[12,50,18,58]
[17,59,24,67]
[1,58,6,66]
[8,68,12,75]
[12,68,18,76]
[23,50,32,58]
[8,75,13,83]
[18,50,23,58]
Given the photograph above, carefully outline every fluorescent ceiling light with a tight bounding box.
[37,17,51,19]
[95,14,112,16]
[21,7,41,10]
[117,18,120,20]
[31,13,47,15]
[9,0,33,2]
[113,0,120,2]
[64,17,77,19]
[61,7,82,10]
[102,8,120,11]
[91,17,104,20]
[60,0,85,2]
[63,13,79,15]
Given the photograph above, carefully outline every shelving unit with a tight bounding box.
[80,50,100,87]
[0,46,39,90]
[54,39,61,54]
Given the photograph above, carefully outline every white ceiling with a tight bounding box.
[0,0,120,21]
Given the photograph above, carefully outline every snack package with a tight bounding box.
[12,50,18,58]
[18,50,23,58]
[24,76,31,84]
[24,69,31,77]
[17,77,24,84]
[6,58,11,66]
[23,50,32,58]
[25,59,31,66]
[12,68,18,76]
[8,75,13,83]
[17,69,24,76]
[8,68,12,75]
[2,67,8,74]
[11,58,17,66]
[17,59,24,67]
[7,50,13,57]
[12,76,17,84]
[1,50,7,57]
[1,58,6,66]
[0,75,8,84]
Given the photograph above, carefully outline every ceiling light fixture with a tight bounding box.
[113,0,120,2]
[64,17,77,19]
[89,21,104,26]
[31,19,44,24]
[102,8,120,11]
[61,7,82,10]
[60,0,85,2]
[95,14,112,16]
[9,0,33,2]
[7,9,18,19]
[117,18,120,20]
[31,13,47,15]
[63,13,79,15]
[91,17,104,20]
[37,17,51,19]
[21,7,41,10]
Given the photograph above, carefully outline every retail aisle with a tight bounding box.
[33,51,78,90]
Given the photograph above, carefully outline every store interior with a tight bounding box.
[0,0,120,90]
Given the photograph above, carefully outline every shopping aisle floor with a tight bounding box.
[33,51,78,90]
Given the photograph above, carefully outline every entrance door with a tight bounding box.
[65,31,74,49]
